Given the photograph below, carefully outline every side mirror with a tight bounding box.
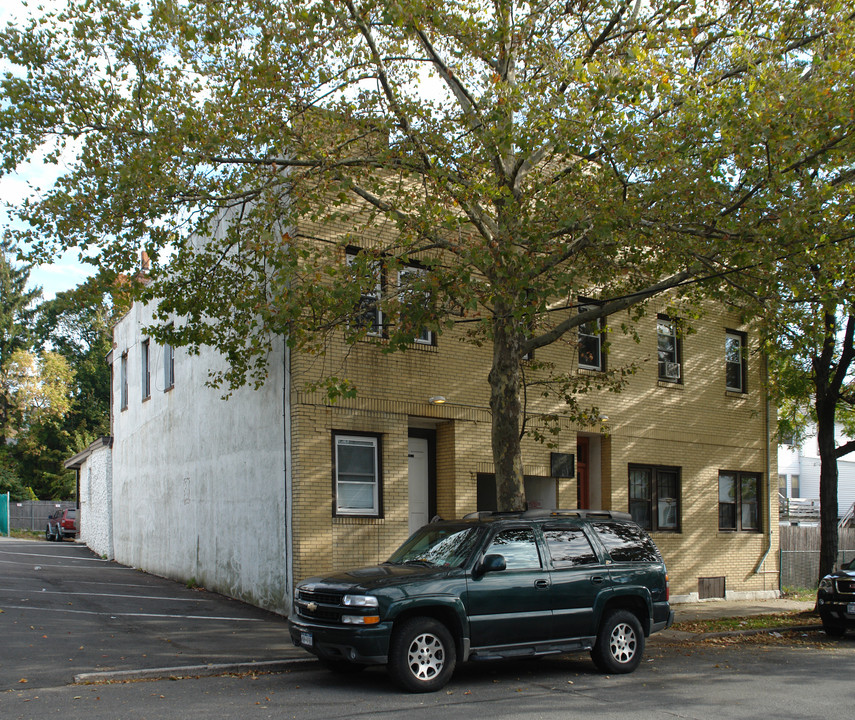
[474,553,506,578]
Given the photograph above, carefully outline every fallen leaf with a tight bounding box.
[18,678,28,684]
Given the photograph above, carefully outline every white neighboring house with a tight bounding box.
[65,296,294,614]
[65,437,113,558]
[778,424,855,526]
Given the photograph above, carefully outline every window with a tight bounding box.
[657,315,681,382]
[544,526,599,567]
[578,304,605,371]
[725,330,747,393]
[120,352,128,410]
[486,528,542,569]
[164,340,175,390]
[346,249,383,336]
[590,521,662,562]
[791,474,800,497]
[141,340,151,400]
[629,464,680,531]
[719,471,760,531]
[334,433,381,517]
[398,265,433,345]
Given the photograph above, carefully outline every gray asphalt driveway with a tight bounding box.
[0,537,303,691]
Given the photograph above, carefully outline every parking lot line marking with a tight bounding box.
[0,589,211,602]
[0,605,265,621]
[0,549,111,561]
[0,558,136,569]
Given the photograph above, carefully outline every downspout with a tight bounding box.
[754,352,774,585]
[284,340,294,613]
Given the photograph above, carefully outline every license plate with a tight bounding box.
[300,631,313,648]
[847,603,855,615]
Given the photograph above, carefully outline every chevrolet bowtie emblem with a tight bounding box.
[306,602,318,612]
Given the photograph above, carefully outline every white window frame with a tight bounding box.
[334,433,381,517]
[398,265,433,345]
[164,340,175,390]
[141,339,151,400]
[725,330,747,393]
[578,304,604,371]
[120,352,129,410]
[657,316,681,382]
[346,250,383,337]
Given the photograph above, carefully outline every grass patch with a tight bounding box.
[672,610,819,634]
[8,528,44,540]
[782,586,818,603]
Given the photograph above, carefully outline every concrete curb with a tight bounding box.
[73,657,316,684]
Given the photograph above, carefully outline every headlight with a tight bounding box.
[819,578,835,592]
[342,594,379,608]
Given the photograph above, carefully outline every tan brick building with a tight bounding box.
[288,283,779,602]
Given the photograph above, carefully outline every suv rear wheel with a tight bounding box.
[388,617,456,693]
[591,609,644,674]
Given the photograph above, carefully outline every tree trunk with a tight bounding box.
[489,301,525,512]
[815,398,839,581]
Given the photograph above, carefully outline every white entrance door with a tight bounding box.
[408,437,430,535]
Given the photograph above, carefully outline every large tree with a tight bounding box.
[2,1,854,510]
[0,242,40,446]
[765,261,855,581]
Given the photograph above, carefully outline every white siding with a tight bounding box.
[111,301,290,613]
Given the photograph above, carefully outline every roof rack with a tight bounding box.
[461,509,632,521]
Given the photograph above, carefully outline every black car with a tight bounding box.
[289,509,673,692]
[817,557,855,636]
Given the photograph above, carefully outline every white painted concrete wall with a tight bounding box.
[78,441,114,558]
[111,300,290,613]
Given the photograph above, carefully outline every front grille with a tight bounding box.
[836,579,855,595]
[298,589,344,605]
[296,587,346,624]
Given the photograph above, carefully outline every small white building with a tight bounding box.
[778,424,855,525]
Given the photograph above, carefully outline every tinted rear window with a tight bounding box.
[544,526,599,568]
[590,521,661,563]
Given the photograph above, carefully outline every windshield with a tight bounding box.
[387,525,483,568]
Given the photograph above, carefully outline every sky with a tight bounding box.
[1,1,93,300]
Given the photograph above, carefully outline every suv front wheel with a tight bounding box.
[389,617,456,693]
[591,609,644,674]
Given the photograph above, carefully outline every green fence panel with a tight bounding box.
[0,492,8,536]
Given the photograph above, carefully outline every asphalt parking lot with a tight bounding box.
[0,537,305,691]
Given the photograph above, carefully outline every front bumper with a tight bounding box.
[287,615,392,665]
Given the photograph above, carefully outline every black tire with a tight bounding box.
[821,616,846,637]
[388,617,456,693]
[591,609,644,674]
[45,525,52,541]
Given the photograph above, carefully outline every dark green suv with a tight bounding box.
[288,509,673,692]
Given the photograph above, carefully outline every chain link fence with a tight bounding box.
[8,500,77,534]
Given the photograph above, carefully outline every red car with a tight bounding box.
[45,509,78,541]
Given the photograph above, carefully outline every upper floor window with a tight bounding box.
[120,352,129,410]
[629,464,680,532]
[398,265,434,345]
[719,471,760,531]
[725,330,747,393]
[141,339,151,400]
[334,432,382,517]
[346,249,383,337]
[164,340,175,390]
[578,304,605,371]
[657,315,682,382]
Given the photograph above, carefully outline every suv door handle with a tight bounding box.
[534,579,550,589]
[590,575,605,584]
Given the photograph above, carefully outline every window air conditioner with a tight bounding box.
[662,362,681,380]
